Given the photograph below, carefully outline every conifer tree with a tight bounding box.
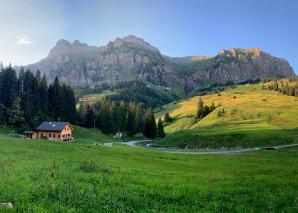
[211,102,216,111]
[109,101,119,133]
[164,112,172,122]
[157,118,166,138]
[79,100,89,127]
[127,103,137,136]
[7,97,24,127]
[51,77,61,120]
[22,70,35,121]
[135,104,144,133]
[85,105,96,128]
[196,97,204,119]
[144,108,157,138]
[0,102,6,125]
[39,75,48,118]
[0,67,18,108]
[119,100,127,132]
[100,99,111,133]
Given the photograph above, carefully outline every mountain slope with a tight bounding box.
[155,82,298,148]
[23,35,295,95]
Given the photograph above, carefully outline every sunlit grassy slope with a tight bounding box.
[156,83,298,148]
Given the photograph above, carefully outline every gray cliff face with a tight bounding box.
[176,48,295,92]
[24,37,295,94]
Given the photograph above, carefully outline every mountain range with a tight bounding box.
[23,35,295,95]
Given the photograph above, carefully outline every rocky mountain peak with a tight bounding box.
[73,40,87,46]
[108,35,159,52]
[48,39,99,58]
[218,48,263,60]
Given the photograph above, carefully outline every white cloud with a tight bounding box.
[17,35,32,45]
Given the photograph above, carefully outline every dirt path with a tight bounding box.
[103,141,298,155]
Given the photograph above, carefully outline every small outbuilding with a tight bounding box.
[24,131,37,139]
[36,121,74,141]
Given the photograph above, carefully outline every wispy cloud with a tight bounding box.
[17,35,32,45]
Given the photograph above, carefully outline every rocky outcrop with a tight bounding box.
[23,36,295,94]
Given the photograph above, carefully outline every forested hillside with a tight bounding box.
[0,66,77,131]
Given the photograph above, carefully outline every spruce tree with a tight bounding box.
[79,100,88,127]
[85,105,96,128]
[52,77,61,120]
[144,108,157,138]
[0,102,6,125]
[157,118,166,138]
[196,97,204,119]
[109,101,119,133]
[127,103,137,136]
[7,97,24,127]
[164,112,172,122]
[0,67,18,108]
[119,100,127,132]
[22,70,35,121]
[100,99,111,133]
[135,104,144,133]
[39,75,48,118]
[17,68,25,97]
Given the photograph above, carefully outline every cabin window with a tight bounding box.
[53,134,55,138]
[49,134,51,137]
[58,135,60,138]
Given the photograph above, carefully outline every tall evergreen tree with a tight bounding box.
[164,112,172,122]
[79,100,89,127]
[39,75,48,118]
[0,66,18,108]
[0,102,6,125]
[21,70,35,121]
[118,100,127,132]
[48,76,61,120]
[143,108,157,138]
[109,101,120,133]
[17,68,25,97]
[85,105,96,128]
[127,102,137,136]
[7,97,24,127]
[100,99,111,133]
[60,84,77,123]
[135,104,144,133]
[157,118,166,138]
[196,97,204,119]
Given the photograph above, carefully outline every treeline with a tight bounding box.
[0,66,77,130]
[79,99,165,138]
[264,78,298,97]
[196,97,216,119]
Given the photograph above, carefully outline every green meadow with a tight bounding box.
[0,130,297,212]
[156,83,298,148]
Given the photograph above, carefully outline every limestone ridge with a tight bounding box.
[23,36,295,94]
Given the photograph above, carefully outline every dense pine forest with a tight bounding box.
[0,66,77,132]
[79,99,165,138]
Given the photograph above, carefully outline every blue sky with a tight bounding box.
[0,0,297,73]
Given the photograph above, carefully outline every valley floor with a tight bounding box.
[0,132,297,212]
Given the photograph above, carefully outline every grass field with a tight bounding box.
[0,130,297,212]
[156,83,298,148]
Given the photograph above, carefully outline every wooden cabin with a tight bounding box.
[35,121,74,141]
